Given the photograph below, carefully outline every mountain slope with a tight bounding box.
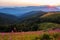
[0,11,60,32]
[0,13,19,25]
[19,11,46,23]
[40,12,60,23]
[40,12,60,17]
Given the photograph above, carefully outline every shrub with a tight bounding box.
[38,22,60,30]
[52,33,60,40]
[35,34,52,40]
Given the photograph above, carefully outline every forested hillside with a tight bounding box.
[14,12,60,32]
[0,12,60,32]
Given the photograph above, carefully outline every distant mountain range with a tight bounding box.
[0,6,60,25]
[0,6,60,16]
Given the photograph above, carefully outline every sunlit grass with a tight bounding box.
[0,30,59,40]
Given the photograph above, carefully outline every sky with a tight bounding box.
[0,0,60,7]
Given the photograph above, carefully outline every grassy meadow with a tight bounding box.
[0,30,60,40]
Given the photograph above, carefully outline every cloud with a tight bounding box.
[0,0,60,6]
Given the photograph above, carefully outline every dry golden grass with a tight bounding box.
[41,12,60,18]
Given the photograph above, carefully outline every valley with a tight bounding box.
[0,6,60,40]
